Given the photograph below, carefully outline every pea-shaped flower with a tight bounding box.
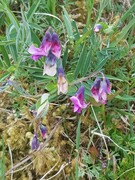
[57,65,68,95]
[70,86,88,113]
[39,124,47,139]
[28,30,61,60]
[28,29,61,76]
[91,77,111,104]
[31,133,40,150]
[94,24,102,32]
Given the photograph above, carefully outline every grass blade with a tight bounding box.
[0,45,11,67]
[0,1,20,30]
[27,0,41,20]
[74,44,88,78]
[81,49,93,76]
[62,6,74,39]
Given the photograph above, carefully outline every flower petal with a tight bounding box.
[57,65,68,95]
[105,78,111,94]
[41,31,52,56]
[70,86,88,113]
[74,104,80,113]
[57,76,68,95]
[31,55,43,61]
[70,96,83,108]
[70,96,87,109]
[100,91,107,101]
[28,44,46,56]
[51,32,61,59]
[91,78,101,102]
[46,52,57,66]
[43,63,56,76]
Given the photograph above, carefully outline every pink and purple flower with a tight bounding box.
[91,77,111,104]
[28,29,61,76]
[70,86,88,113]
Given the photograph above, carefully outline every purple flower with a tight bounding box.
[94,24,102,32]
[51,32,61,59]
[39,124,47,139]
[57,65,68,95]
[31,133,40,150]
[70,86,88,113]
[28,29,61,61]
[43,51,57,76]
[91,77,111,104]
[28,31,52,61]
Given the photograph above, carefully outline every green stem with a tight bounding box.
[127,85,134,136]
[102,104,106,125]
[75,119,81,180]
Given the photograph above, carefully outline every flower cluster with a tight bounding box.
[70,76,111,114]
[28,28,61,76]
[31,123,47,150]
[28,27,68,95]
[28,27,111,115]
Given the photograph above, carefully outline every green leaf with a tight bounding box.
[74,44,88,78]
[36,93,50,118]
[0,40,15,45]
[116,95,135,101]
[120,2,135,23]
[105,75,124,82]
[81,49,93,76]
[30,28,40,44]
[27,0,41,20]
[63,46,68,68]
[112,18,135,46]
[75,30,91,46]
[0,1,20,30]
[72,20,80,40]
[94,57,108,72]
[0,45,11,67]
[67,85,77,96]
[46,82,57,92]
[62,6,74,39]
[0,72,10,82]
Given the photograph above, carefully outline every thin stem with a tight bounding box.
[70,71,100,86]
[91,105,110,160]
[127,84,134,136]
[102,104,106,125]
[8,144,14,180]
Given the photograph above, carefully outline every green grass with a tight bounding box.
[0,0,135,179]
